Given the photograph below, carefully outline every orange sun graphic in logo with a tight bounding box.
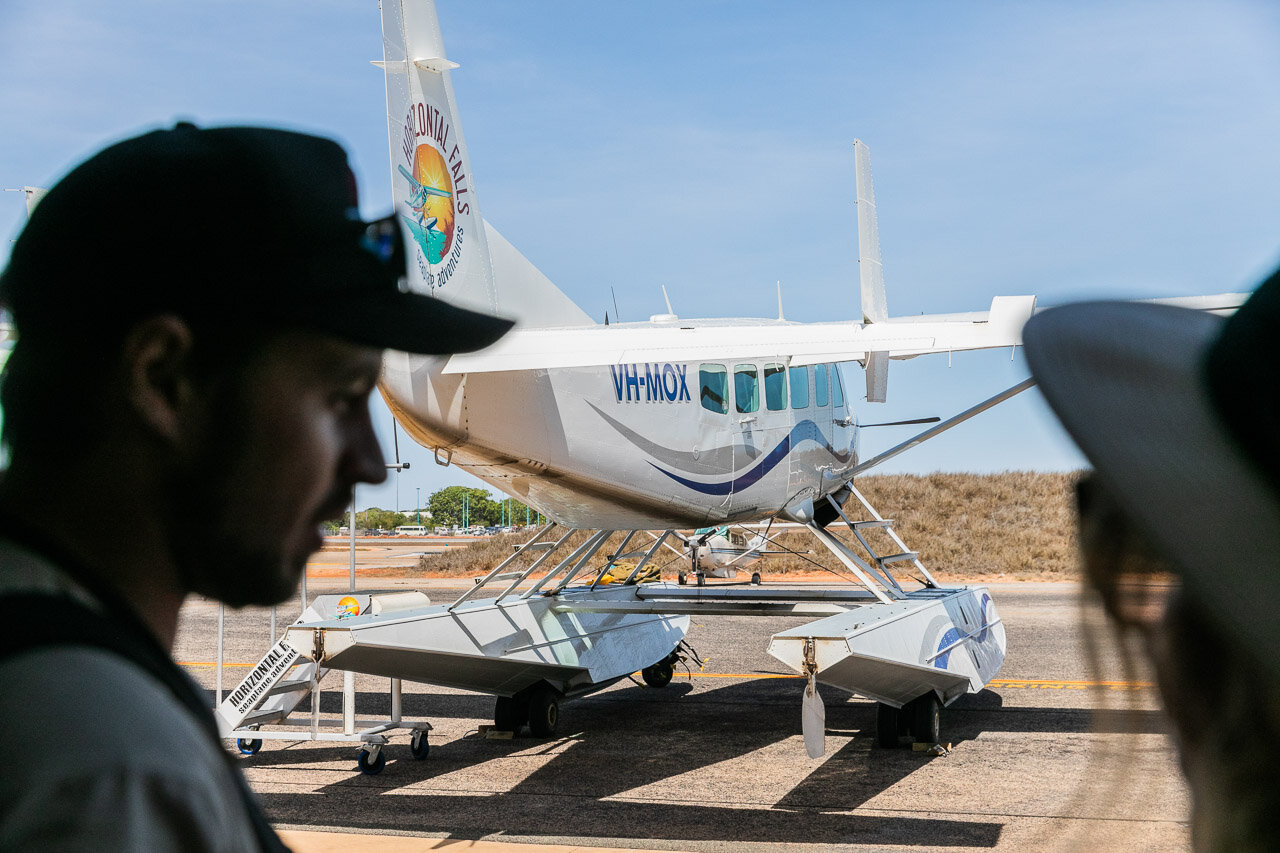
[402,145,455,264]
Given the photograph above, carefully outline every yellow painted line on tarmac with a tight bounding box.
[989,678,1153,691]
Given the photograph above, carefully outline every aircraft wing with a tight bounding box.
[442,291,1249,375]
[443,295,1038,374]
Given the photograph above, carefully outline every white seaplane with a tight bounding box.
[217,0,1246,772]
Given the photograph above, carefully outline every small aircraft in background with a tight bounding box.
[676,525,769,584]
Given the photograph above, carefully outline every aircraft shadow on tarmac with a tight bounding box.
[228,679,1170,848]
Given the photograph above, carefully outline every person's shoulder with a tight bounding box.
[0,537,98,606]
[0,647,261,851]
[0,645,221,768]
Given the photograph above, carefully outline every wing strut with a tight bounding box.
[851,377,1036,476]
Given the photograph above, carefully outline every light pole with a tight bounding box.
[416,487,421,526]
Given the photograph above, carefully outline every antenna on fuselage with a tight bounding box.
[777,281,785,321]
[661,285,676,316]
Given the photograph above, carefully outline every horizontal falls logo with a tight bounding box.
[399,100,470,291]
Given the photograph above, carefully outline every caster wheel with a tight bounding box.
[357,746,386,775]
[875,703,902,749]
[237,738,263,755]
[751,572,762,585]
[526,686,560,737]
[641,660,675,688]
[410,730,430,760]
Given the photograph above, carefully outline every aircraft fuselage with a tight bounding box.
[381,345,859,529]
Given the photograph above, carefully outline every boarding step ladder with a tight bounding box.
[806,485,941,603]
[214,591,435,773]
[215,638,326,733]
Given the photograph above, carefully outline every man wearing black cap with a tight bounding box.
[0,123,511,849]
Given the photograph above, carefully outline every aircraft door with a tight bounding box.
[730,363,761,510]
[725,362,789,515]
[830,365,855,478]
[812,363,835,492]
[694,363,736,519]
[785,363,822,504]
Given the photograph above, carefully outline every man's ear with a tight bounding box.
[123,315,196,443]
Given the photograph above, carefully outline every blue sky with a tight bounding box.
[3,1,1280,512]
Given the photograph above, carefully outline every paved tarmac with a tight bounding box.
[175,578,1188,853]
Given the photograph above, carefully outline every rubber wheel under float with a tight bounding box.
[875,703,903,748]
[526,686,560,737]
[641,660,675,688]
[750,572,762,585]
[237,738,263,755]
[494,694,526,733]
[908,692,942,744]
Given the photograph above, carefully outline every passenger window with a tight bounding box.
[764,363,787,411]
[734,364,759,413]
[833,366,844,407]
[814,363,829,407]
[789,365,809,409]
[699,364,728,414]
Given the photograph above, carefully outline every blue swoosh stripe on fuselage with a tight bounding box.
[650,419,848,496]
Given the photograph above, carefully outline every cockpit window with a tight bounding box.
[764,363,787,411]
[734,364,759,413]
[814,363,829,407]
[699,364,728,414]
[789,365,809,409]
[832,366,845,407]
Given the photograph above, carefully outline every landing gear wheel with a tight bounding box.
[641,660,675,688]
[409,729,430,760]
[678,572,687,585]
[750,572,762,585]
[908,692,942,744]
[494,695,525,733]
[237,738,263,755]
[526,686,560,737]
[358,745,386,775]
[695,572,706,587]
[875,703,902,748]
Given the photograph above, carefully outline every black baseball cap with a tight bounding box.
[0,122,513,354]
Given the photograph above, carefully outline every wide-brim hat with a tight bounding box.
[0,122,513,355]
[1023,265,1280,667]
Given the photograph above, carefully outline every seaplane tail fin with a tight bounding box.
[485,220,594,327]
[376,0,591,328]
[854,140,886,326]
[854,140,889,401]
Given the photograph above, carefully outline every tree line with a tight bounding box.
[325,485,545,533]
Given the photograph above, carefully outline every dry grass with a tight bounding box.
[415,471,1084,583]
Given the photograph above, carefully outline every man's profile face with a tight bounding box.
[171,330,388,607]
